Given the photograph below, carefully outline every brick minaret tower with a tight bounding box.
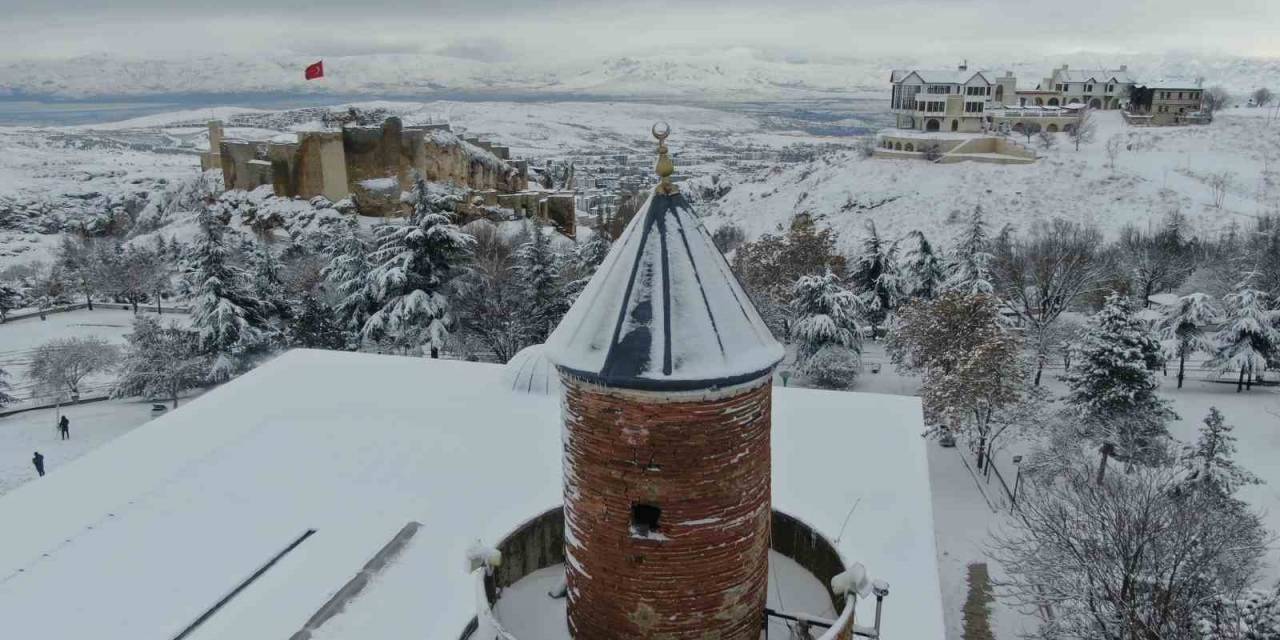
[545,124,784,639]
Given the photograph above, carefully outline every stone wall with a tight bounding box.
[210,118,529,216]
[561,375,773,640]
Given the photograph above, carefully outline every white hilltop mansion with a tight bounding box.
[880,62,1204,163]
[889,62,1135,135]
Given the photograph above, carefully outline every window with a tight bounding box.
[964,102,984,113]
[1086,84,1094,92]
[1107,84,1114,92]
[1056,83,1064,91]
[631,504,661,537]
[927,85,952,94]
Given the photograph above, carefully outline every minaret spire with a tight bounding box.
[652,121,677,195]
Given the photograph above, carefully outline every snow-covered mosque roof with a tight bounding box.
[503,344,560,395]
[0,350,943,639]
[544,189,783,391]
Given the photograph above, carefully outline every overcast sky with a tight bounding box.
[2,0,1278,61]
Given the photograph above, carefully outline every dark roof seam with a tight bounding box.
[657,203,673,376]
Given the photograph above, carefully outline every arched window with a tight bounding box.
[951,119,959,132]
[904,143,915,152]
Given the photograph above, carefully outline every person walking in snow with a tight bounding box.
[32,451,44,477]
[58,415,70,440]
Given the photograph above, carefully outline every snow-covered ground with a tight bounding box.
[0,398,187,496]
[0,307,190,407]
[705,109,1280,249]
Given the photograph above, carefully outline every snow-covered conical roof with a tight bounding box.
[502,344,561,396]
[545,189,783,391]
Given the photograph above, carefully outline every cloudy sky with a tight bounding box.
[3,0,1279,62]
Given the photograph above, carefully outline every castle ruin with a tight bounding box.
[201,116,576,236]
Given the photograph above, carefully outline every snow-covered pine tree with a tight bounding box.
[515,221,566,342]
[902,230,946,300]
[1211,284,1279,392]
[791,271,865,388]
[113,316,205,408]
[562,229,612,303]
[851,220,902,334]
[945,206,995,294]
[248,241,289,327]
[0,282,22,322]
[1064,293,1174,463]
[362,177,474,358]
[322,222,374,343]
[0,366,12,408]
[1181,407,1261,497]
[1158,292,1221,388]
[1196,587,1280,640]
[288,294,348,350]
[186,211,267,380]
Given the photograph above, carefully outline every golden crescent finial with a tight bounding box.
[652,122,677,195]
[652,121,670,141]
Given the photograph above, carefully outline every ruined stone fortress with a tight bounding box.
[200,116,576,236]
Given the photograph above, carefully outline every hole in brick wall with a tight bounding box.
[631,504,662,538]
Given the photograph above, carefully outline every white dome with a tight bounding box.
[503,344,561,395]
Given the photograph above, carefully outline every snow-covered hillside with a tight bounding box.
[704,109,1280,252]
[2,50,1279,101]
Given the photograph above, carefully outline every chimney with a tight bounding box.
[1119,64,1127,71]
[959,59,968,72]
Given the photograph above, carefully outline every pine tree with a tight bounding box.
[248,242,290,327]
[1211,284,1279,392]
[322,222,374,342]
[902,230,946,300]
[851,221,902,333]
[1158,292,1221,388]
[1064,294,1174,464]
[515,221,565,342]
[0,366,13,408]
[563,230,613,303]
[946,206,995,295]
[0,283,21,322]
[186,212,267,380]
[1181,407,1261,497]
[288,295,348,350]
[113,316,205,408]
[363,177,474,358]
[791,270,865,377]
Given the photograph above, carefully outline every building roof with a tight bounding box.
[1057,67,1136,84]
[0,349,945,640]
[544,189,783,390]
[1147,77,1204,90]
[891,69,996,85]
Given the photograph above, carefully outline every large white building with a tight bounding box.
[1038,64,1136,110]
[889,65,1017,133]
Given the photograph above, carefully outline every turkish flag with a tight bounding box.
[305,61,324,81]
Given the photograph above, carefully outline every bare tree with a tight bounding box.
[1105,135,1123,170]
[1023,121,1042,143]
[1068,110,1096,151]
[1036,128,1057,150]
[1204,86,1233,113]
[992,457,1269,640]
[1252,87,1274,107]
[29,336,118,399]
[991,221,1104,385]
[888,291,1036,470]
[1208,170,1235,209]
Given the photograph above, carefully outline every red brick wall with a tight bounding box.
[561,375,773,639]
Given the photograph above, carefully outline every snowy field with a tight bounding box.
[0,307,189,406]
[705,108,1280,249]
[0,398,182,496]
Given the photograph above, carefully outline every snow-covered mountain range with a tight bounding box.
[4,50,1279,101]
